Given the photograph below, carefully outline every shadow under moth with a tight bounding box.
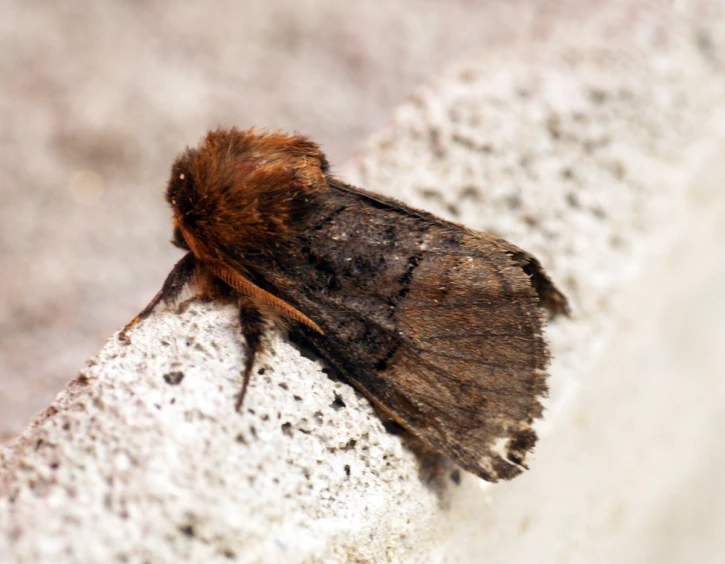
[120,128,569,482]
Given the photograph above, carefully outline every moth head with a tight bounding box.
[165,127,330,258]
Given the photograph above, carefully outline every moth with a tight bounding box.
[121,128,569,482]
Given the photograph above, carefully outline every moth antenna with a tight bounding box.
[209,262,323,334]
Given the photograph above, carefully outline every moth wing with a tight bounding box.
[373,234,550,481]
[328,180,569,319]
[283,202,562,481]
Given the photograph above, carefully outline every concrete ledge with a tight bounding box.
[2,2,725,562]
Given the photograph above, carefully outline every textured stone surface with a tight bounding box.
[1,305,451,562]
[2,1,725,562]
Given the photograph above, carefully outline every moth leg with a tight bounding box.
[235,300,266,411]
[119,252,197,342]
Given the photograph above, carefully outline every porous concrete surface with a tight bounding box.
[2,305,451,562]
[3,1,725,563]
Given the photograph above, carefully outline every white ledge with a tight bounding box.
[2,2,725,562]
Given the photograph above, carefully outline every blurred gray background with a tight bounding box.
[0,0,575,439]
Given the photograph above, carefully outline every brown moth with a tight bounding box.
[121,127,569,482]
